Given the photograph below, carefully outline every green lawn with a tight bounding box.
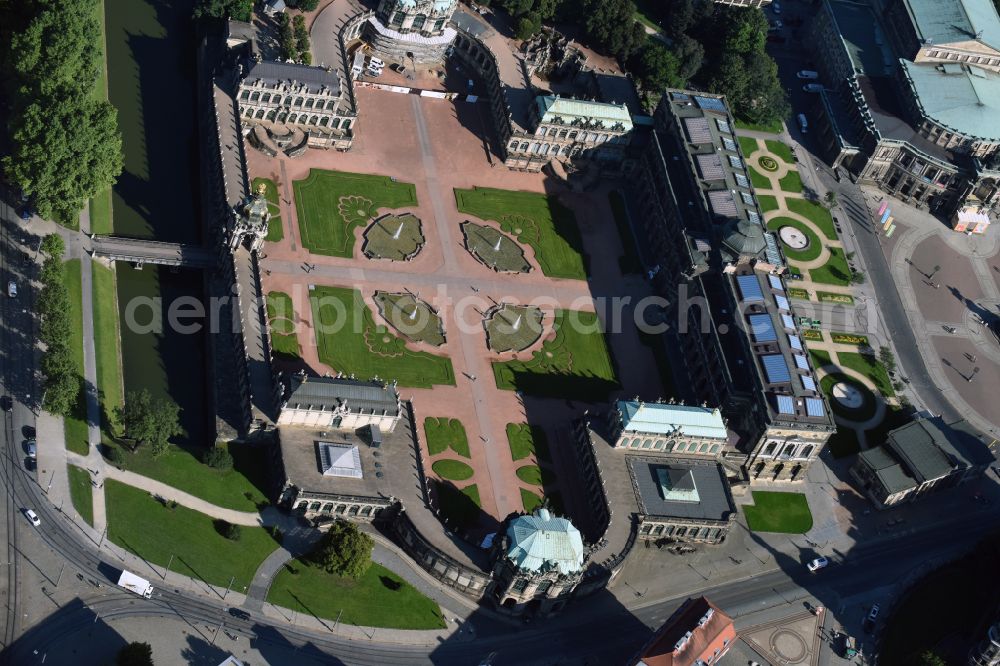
[839,351,895,397]
[423,418,470,458]
[89,189,113,235]
[786,198,837,239]
[492,310,617,400]
[309,286,454,388]
[788,287,810,300]
[736,118,784,134]
[515,464,555,486]
[820,373,878,421]
[738,136,759,156]
[67,464,94,527]
[455,187,587,280]
[431,459,474,481]
[808,246,852,286]
[809,349,832,368]
[92,263,123,438]
[521,488,544,513]
[294,169,417,257]
[608,191,643,275]
[506,424,550,462]
[106,480,276,589]
[767,217,822,262]
[748,165,773,190]
[252,177,283,243]
[778,170,804,193]
[268,558,445,630]
[743,491,813,534]
[433,480,481,529]
[827,428,861,458]
[64,259,89,455]
[106,440,270,511]
[764,140,796,164]
[757,195,779,213]
[830,332,869,346]
[265,291,299,359]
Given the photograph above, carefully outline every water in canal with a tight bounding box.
[105,0,207,444]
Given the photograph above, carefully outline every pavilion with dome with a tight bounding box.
[365,0,459,65]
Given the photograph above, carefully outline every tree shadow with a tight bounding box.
[379,575,403,591]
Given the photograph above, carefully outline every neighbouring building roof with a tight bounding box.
[283,375,401,416]
[858,445,916,494]
[534,95,634,131]
[630,458,736,521]
[629,596,735,666]
[901,60,1000,141]
[617,401,728,439]
[506,508,584,574]
[885,417,994,482]
[243,60,341,96]
[318,442,363,478]
[900,0,1000,51]
[390,0,455,11]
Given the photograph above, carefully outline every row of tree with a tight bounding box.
[279,13,312,64]
[488,0,788,125]
[36,235,80,417]
[2,0,123,226]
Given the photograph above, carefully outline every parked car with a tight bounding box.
[864,603,880,632]
[771,1,782,12]
[807,556,829,572]
[228,607,251,620]
[7,281,16,298]
[803,83,824,93]
[0,396,11,412]
[797,70,820,79]
[797,113,809,133]
[23,509,40,527]
[26,440,36,459]
[770,19,783,29]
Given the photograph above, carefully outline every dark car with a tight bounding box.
[227,607,251,620]
[1,396,11,412]
[863,603,880,632]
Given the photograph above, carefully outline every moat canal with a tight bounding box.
[105,0,207,444]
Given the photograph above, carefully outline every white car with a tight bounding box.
[803,83,824,93]
[24,509,40,527]
[7,281,16,298]
[807,556,829,572]
[26,440,36,459]
[772,1,782,13]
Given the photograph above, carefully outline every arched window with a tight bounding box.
[412,14,426,30]
[336,504,347,514]
[240,90,250,101]
[434,18,445,31]
[305,98,314,109]
[295,501,308,513]
[262,93,271,103]
[266,110,277,121]
[309,502,320,511]
[619,438,630,448]
[764,441,777,456]
[319,117,329,127]
[294,97,304,107]
[322,503,334,513]
[801,445,814,458]
[391,10,405,26]
[699,443,709,452]
[642,439,653,448]
[255,108,266,119]
[783,444,795,456]
[710,444,720,454]
[342,119,351,130]
[568,131,578,140]
[250,91,260,102]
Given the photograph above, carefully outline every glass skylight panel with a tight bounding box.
[788,334,802,350]
[695,96,727,112]
[776,394,795,415]
[748,314,777,341]
[801,375,816,391]
[762,354,791,383]
[781,313,795,329]
[736,274,764,302]
[735,173,750,188]
[768,275,784,292]
[793,353,809,370]
[775,294,790,311]
[805,398,826,417]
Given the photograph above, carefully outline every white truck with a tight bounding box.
[117,570,154,598]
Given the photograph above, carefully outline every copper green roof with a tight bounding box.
[506,509,584,574]
[900,0,1000,50]
[902,60,1000,141]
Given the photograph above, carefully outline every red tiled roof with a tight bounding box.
[632,597,736,666]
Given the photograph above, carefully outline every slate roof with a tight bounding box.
[244,60,341,96]
[283,376,400,416]
[629,458,736,521]
[506,509,584,574]
[902,60,1000,141]
[617,401,728,439]
[857,445,916,494]
[886,417,993,482]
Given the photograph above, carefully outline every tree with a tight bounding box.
[10,0,101,100]
[217,520,242,541]
[4,97,123,225]
[40,234,65,259]
[117,642,153,666]
[918,652,946,666]
[203,446,233,471]
[115,389,183,456]
[879,346,897,374]
[850,270,866,285]
[194,0,253,21]
[582,0,647,58]
[312,520,374,578]
[634,42,686,92]
[515,13,542,40]
[297,0,320,10]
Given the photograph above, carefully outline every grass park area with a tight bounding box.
[252,177,283,243]
[485,305,543,353]
[767,217,822,262]
[757,195,779,214]
[105,480,276,590]
[92,264,123,437]
[433,480,481,530]
[431,459,474,481]
[778,170,804,193]
[786,198,837,240]
[736,118,784,134]
[507,424,551,463]
[268,559,445,630]
[455,187,587,280]
[608,191,643,274]
[808,246,852,286]
[839,351,895,397]
[788,287,810,301]
[764,140,795,165]
[266,291,300,359]
[749,166,772,190]
[827,428,861,458]
[809,349,832,368]
[738,136,759,156]
[820,373,878,421]
[423,418,470,458]
[743,491,813,534]
[521,488,544,513]
[492,310,617,400]
[310,286,454,388]
[374,292,445,347]
[64,259,89,456]
[105,440,270,512]
[515,464,555,486]
[294,169,417,257]
[67,464,94,527]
